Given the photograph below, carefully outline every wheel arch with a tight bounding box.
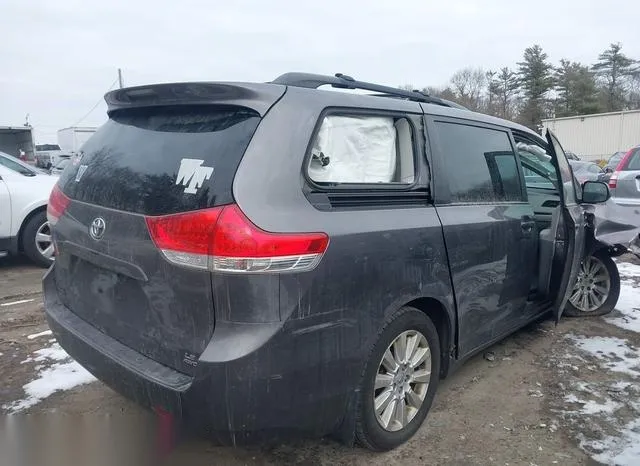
[404,296,455,379]
[17,205,47,252]
[588,238,628,258]
[585,223,628,258]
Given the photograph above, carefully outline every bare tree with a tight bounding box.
[449,67,487,111]
[486,70,500,116]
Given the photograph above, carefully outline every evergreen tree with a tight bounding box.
[517,45,555,129]
[592,42,637,111]
[554,60,601,116]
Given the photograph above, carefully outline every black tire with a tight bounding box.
[22,211,54,268]
[355,307,440,451]
[564,250,620,317]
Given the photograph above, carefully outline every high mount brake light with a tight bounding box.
[145,204,329,273]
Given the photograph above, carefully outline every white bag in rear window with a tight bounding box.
[309,116,397,183]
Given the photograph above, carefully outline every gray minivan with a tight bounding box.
[44,73,619,451]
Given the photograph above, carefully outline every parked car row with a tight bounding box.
[604,151,627,173]
[0,151,59,266]
[608,145,640,206]
[561,147,640,205]
[35,150,72,170]
[568,160,608,184]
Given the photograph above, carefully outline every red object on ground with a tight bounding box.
[154,406,176,458]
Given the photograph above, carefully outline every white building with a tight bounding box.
[57,126,97,153]
[541,109,640,162]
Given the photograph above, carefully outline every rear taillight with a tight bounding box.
[47,184,70,226]
[608,172,618,189]
[145,204,329,273]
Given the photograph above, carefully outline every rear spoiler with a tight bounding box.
[104,82,286,117]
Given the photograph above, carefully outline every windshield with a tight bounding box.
[0,151,36,176]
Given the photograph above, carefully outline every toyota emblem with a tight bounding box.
[89,217,106,241]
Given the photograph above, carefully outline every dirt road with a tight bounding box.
[2,255,639,465]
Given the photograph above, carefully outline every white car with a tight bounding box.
[0,151,59,267]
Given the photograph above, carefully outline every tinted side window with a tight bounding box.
[435,122,523,202]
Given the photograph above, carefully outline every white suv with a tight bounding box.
[0,151,59,267]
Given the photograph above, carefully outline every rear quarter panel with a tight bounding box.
[230,88,456,422]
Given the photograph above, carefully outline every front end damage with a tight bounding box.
[585,200,640,257]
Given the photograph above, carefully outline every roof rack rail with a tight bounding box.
[271,72,466,110]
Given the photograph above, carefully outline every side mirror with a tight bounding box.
[582,181,610,203]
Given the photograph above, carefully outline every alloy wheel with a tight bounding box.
[373,330,431,432]
[35,221,54,261]
[569,255,611,312]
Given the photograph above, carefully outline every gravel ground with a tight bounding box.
[2,254,639,465]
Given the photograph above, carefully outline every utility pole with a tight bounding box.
[118,68,124,89]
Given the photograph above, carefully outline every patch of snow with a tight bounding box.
[27,330,53,340]
[568,335,640,377]
[615,260,640,278]
[606,261,640,332]
[607,284,640,333]
[581,399,622,415]
[573,381,591,392]
[5,361,96,412]
[3,343,95,413]
[32,343,71,362]
[584,419,640,466]
[609,381,632,392]
[563,325,640,465]
[563,393,620,415]
[564,393,584,404]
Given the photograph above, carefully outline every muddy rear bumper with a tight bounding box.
[43,267,351,444]
[43,267,189,417]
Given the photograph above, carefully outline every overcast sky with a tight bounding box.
[1,0,639,143]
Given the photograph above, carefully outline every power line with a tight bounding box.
[69,77,119,127]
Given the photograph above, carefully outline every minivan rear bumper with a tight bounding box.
[43,267,350,444]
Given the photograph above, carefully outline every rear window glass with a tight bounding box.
[435,122,523,203]
[58,106,260,215]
